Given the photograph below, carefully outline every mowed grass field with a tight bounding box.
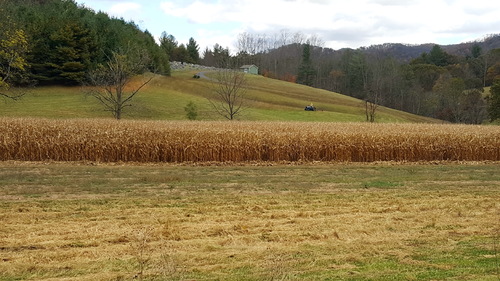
[0,162,499,280]
[0,70,438,123]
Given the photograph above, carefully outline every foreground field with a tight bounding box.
[1,118,500,163]
[0,162,499,280]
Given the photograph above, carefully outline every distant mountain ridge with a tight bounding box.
[358,34,500,61]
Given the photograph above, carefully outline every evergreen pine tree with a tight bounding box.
[488,79,500,121]
[159,32,177,61]
[297,43,316,86]
[186,37,200,64]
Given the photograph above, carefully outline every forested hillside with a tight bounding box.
[1,0,169,87]
[199,31,500,124]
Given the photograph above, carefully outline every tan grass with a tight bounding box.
[0,163,499,280]
[1,118,500,163]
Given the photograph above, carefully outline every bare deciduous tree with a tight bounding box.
[208,69,247,120]
[86,50,153,120]
[365,90,382,122]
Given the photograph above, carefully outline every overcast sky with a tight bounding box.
[75,0,500,53]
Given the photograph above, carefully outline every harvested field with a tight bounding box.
[0,162,499,280]
[1,118,499,163]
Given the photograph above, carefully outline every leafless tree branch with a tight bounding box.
[85,50,153,119]
[208,69,247,120]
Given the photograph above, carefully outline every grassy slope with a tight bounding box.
[0,70,440,123]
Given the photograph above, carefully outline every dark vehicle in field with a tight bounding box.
[304,105,316,111]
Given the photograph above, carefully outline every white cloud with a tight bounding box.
[109,2,141,16]
[73,0,498,53]
[196,28,238,51]
[158,0,500,49]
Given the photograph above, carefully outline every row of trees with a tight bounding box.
[159,32,200,64]
[198,30,324,70]
[324,44,500,123]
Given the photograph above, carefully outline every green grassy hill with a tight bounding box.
[0,70,440,123]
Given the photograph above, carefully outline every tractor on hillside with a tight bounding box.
[304,103,316,111]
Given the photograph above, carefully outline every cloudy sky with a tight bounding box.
[75,0,499,53]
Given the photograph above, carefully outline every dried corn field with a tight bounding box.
[1,118,499,163]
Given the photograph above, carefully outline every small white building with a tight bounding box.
[240,65,259,75]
